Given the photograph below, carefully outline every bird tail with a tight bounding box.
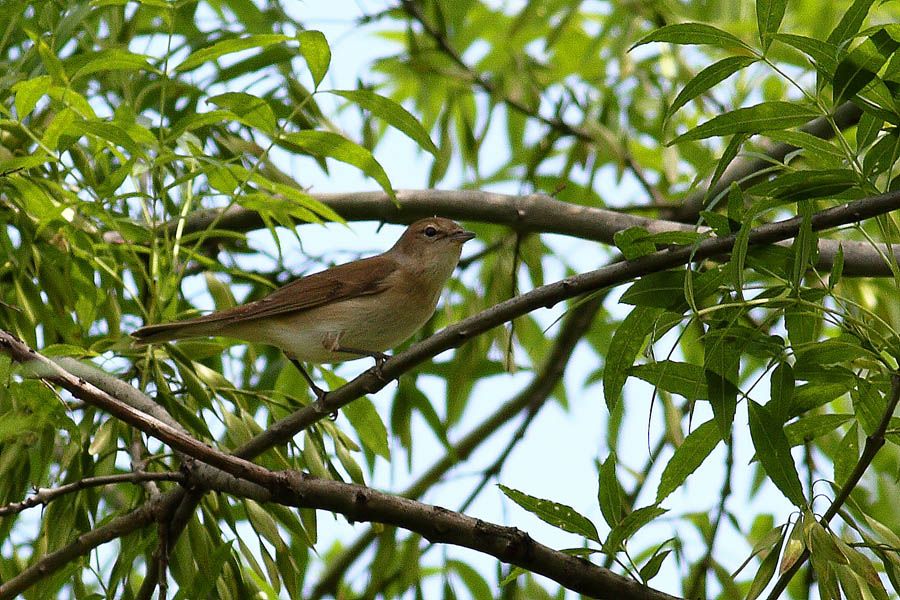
[131,318,220,344]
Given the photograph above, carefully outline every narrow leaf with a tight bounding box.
[342,396,390,459]
[629,360,708,401]
[656,420,722,503]
[672,102,820,144]
[330,90,439,156]
[631,23,748,51]
[669,57,758,118]
[499,484,600,542]
[603,306,662,409]
[757,0,787,50]
[176,34,291,72]
[827,0,876,44]
[598,452,627,527]
[748,401,806,506]
[279,130,395,200]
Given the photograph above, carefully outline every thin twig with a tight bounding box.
[0,472,184,517]
[765,373,900,599]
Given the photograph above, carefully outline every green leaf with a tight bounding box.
[747,169,857,202]
[70,48,154,82]
[13,75,52,117]
[765,130,847,166]
[447,560,492,600]
[794,334,872,369]
[672,102,820,144]
[656,420,722,503]
[784,414,853,446]
[827,0,877,44]
[330,90,439,156]
[613,227,658,259]
[279,130,395,200]
[604,505,667,554]
[629,360,708,401]
[603,306,662,409]
[631,23,748,51]
[597,452,627,527]
[620,270,686,309]
[639,549,672,582]
[176,34,292,72]
[829,244,844,289]
[342,396,390,459]
[298,30,331,88]
[669,57,759,119]
[498,484,600,542]
[748,400,806,506]
[746,533,781,600]
[208,92,277,134]
[756,0,787,50]
[834,29,900,105]
[769,362,794,423]
[773,34,840,76]
[834,422,860,485]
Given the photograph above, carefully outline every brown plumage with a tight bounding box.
[132,217,474,364]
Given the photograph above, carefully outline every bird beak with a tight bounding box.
[452,230,476,242]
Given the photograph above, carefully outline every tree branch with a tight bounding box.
[0,492,183,599]
[0,334,681,600]
[765,373,900,599]
[234,188,900,457]
[131,188,900,277]
[308,295,605,598]
[0,472,184,517]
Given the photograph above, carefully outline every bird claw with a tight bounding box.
[370,352,390,381]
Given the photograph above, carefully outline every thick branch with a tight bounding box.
[308,295,605,599]
[235,188,900,457]
[145,189,899,277]
[0,335,679,600]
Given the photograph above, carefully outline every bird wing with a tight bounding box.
[223,254,397,323]
[134,255,397,340]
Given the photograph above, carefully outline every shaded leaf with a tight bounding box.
[656,420,722,502]
[748,401,806,506]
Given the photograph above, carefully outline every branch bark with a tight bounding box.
[132,188,900,277]
[234,188,900,456]
[0,333,681,600]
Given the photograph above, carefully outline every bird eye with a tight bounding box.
[424,226,438,237]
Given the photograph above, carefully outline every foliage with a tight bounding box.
[1,0,900,598]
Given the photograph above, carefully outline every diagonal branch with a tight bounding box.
[765,373,900,598]
[0,472,184,517]
[308,295,605,599]
[0,334,681,600]
[233,188,900,457]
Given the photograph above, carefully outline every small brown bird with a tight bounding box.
[132,217,475,400]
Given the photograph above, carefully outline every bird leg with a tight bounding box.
[332,345,390,380]
[322,333,390,380]
[286,356,337,420]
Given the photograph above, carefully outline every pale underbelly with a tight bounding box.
[226,294,438,363]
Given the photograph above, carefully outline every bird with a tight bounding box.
[132,217,475,403]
